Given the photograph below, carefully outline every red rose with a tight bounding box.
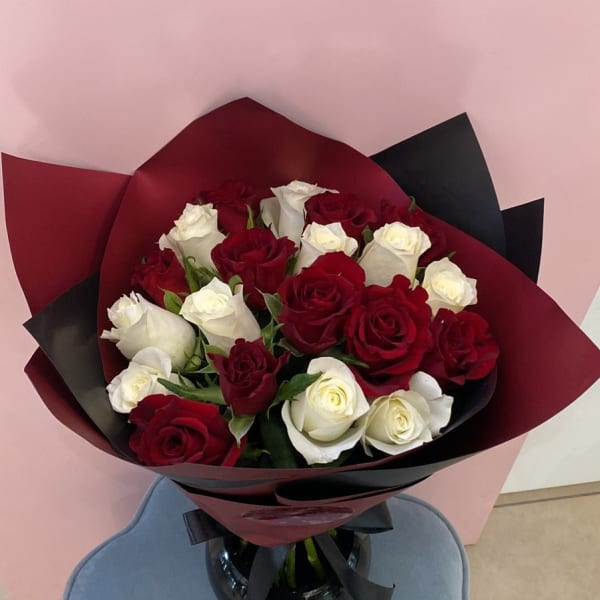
[278,252,365,354]
[129,395,242,467]
[211,339,289,415]
[305,191,376,240]
[211,228,296,310]
[199,180,264,234]
[130,248,189,308]
[421,309,499,386]
[345,275,432,396]
[379,199,447,265]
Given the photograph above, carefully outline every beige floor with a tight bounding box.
[466,482,600,599]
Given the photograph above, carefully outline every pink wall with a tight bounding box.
[1,2,598,598]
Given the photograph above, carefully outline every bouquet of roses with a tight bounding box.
[101,177,499,473]
[4,99,599,554]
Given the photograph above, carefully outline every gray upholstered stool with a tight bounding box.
[64,477,469,599]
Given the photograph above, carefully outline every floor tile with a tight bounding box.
[466,494,600,599]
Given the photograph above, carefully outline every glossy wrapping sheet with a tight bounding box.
[4,99,599,545]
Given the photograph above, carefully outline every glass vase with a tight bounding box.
[206,529,370,599]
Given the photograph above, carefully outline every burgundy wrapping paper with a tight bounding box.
[97,97,411,381]
[182,487,403,547]
[4,98,600,545]
[2,154,129,314]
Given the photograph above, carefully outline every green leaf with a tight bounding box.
[183,257,222,291]
[236,443,270,467]
[262,292,283,320]
[320,347,369,369]
[268,371,322,416]
[181,336,206,372]
[202,373,218,386]
[408,196,417,212]
[277,371,322,402]
[183,256,201,292]
[246,205,255,229]
[203,343,228,357]
[182,353,204,372]
[228,274,243,292]
[258,413,298,468]
[163,290,183,314]
[277,338,304,357]
[157,378,226,405]
[446,251,456,261]
[362,226,374,245]
[285,254,298,276]
[261,319,283,351]
[228,414,255,446]
[194,340,224,373]
[198,266,221,286]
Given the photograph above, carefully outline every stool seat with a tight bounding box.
[64,477,469,599]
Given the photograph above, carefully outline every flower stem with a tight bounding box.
[284,544,297,588]
[303,537,325,581]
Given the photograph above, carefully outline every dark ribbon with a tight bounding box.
[183,502,395,600]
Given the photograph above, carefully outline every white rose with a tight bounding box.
[158,202,225,268]
[106,347,183,414]
[422,257,477,315]
[261,180,335,245]
[360,371,453,456]
[101,292,196,369]
[294,222,358,272]
[281,357,369,465]
[180,278,261,352]
[358,222,431,286]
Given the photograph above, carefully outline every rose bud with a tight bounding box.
[379,199,447,265]
[345,275,432,396]
[421,309,499,386]
[106,347,187,414]
[359,371,453,456]
[158,202,225,269]
[278,252,365,354]
[101,292,196,370]
[129,395,243,467]
[211,228,296,310]
[211,339,289,415]
[198,180,264,234]
[294,222,358,273]
[260,180,333,245]
[422,258,477,316]
[305,191,376,240]
[131,248,189,308]
[281,357,369,465]
[180,278,261,353]
[358,221,431,285]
